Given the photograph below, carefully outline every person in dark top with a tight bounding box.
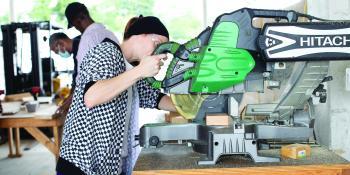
[49,32,81,88]
[49,33,81,117]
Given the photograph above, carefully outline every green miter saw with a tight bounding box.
[141,8,350,165]
[146,8,350,120]
[146,23,255,93]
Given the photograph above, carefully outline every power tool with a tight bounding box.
[141,8,350,165]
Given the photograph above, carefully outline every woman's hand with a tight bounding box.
[136,54,167,78]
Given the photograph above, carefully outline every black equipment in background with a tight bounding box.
[1,21,58,95]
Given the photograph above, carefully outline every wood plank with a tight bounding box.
[5,92,32,102]
[53,127,59,149]
[53,126,61,160]
[133,164,350,175]
[206,113,231,126]
[24,127,58,156]
[0,104,63,128]
[14,127,22,157]
[165,112,182,123]
[170,116,189,124]
[0,117,64,128]
[7,128,14,157]
[53,125,64,161]
[0,104,57,120]
[57,126,63,149]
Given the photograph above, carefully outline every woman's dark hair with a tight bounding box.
[123,16,140,40]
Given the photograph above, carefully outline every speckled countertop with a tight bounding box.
[134,144,348,171]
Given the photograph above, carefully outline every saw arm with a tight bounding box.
[146,8,350,94]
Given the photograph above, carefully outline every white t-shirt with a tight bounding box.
[76,23,119,80]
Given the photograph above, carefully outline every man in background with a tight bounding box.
[64,2,119,79]
[49,33,80,117]
[49,32,80,88]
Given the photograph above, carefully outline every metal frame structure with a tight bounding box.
[1,21,53,95]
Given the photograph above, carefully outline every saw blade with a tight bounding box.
[170,94,208,119]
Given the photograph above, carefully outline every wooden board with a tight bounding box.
[170,116,189,124]
[134,164,350,175]
[281,144,311,159]
[165,112,189,124]
[134,144,349,175]
[206,113,231,126]
[5,93,32,102]
[0,104,58,119]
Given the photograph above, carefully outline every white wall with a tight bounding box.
[308,0,350,160]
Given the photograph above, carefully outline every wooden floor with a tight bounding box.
[0,139,55,175]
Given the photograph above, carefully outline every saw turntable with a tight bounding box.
[139,8,350,165]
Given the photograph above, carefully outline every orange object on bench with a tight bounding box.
[281,144,311,159]
[206,113,231,126]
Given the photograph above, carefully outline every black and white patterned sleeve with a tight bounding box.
[136,79,163,109]
[79,43,125,87]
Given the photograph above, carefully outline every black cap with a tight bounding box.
[124,16,169,39]
[65,2,89,29]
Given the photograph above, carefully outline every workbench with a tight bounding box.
[0,104,64,159]
[134,144,350,175]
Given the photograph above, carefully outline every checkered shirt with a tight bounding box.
[59,41,160,175]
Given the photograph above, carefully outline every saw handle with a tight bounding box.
[247,8,299,22]
[145,42,180,89]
